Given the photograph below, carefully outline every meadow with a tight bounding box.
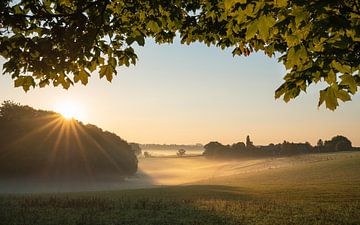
[0,151,360,225]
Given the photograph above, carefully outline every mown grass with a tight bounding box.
[1,152,360,225]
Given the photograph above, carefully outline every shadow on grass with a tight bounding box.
[0,168,159,194]
[1,184,360,225]
[0,185,252,225]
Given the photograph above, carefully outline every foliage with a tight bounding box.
[1,0,359,109]
[0,101,138,177]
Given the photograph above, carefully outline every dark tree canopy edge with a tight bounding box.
[0,0,359,110]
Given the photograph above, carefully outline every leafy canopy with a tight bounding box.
[1,0,359,110]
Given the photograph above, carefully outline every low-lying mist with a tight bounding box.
[1,153,353,193]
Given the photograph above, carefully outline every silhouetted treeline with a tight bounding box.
[140,143,203,150]
[204,135,357,159]
[0,101,138,178]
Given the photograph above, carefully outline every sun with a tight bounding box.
[54,101,85,121]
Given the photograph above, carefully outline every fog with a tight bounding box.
[0,153,348,193]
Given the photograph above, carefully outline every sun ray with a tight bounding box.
[69,121,93,176]
[0,116,63,159]
[75,123,123,172]
[38,119,67,177]
[46,121,67,175]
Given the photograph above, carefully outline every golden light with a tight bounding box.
[54,101,85,121]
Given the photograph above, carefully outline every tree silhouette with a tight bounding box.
[177,149,186,157]
[0,101,138,177]
[246,135,254,148]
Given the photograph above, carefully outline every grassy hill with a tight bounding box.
[1,152,359,224]
[0,101,138,178]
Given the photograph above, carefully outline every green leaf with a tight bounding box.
[325,70,336,84]
[275,84,286,99]
[39,79,49,88]
[224,0,234,11]
[78,70,90,85]
[246,20,258,40]
[99,65,114,82]
[147,20,161,33]
[331,60,352,74]
[88,61,97,72]
[14,77,24,87]
[274,0,287,7]
[340,74,358,94]
[336,90,351,102]
[325,86,338,110]
[125,37,135,45]
[257,15,275,40]
[135,36,145,46]
[318,90,326,107]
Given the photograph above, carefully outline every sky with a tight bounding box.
[1,38,360,146]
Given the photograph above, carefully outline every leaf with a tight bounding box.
[14,77,24,87]
[325,70,336,84]
[340,74,358,94]
[318,90,326,107]
[292,7,308,27]
[257,15,275,40]
[135,36,145,46]
[61,78,71,89]
[88,60,97,72]
[98,57,105,65]
[224,0,234,11]
[336,90,351,102]
[274,0,287,7]
[285,47,296,69]
[325,86,338,110]
[109,57,117,68]
[147,20,161,33]
[246,20,258,40]
[78,70,89,85]
[125,37,135,45]
[257,16,269,40]
[331,60,352,74]
[99,65,114,82]
[275,84,286,99]
[39,79,49,88]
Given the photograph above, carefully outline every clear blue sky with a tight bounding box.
[1,38,359,146]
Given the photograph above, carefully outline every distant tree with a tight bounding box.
[231,142,246,151]
[324,135,352,152]
[203,141,228,158]
[143,151,151,158]
[177,149,186,157]
[317,139,324,147]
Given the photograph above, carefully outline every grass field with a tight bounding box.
[1,151,360,225]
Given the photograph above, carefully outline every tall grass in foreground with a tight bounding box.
[1,186,359,225]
